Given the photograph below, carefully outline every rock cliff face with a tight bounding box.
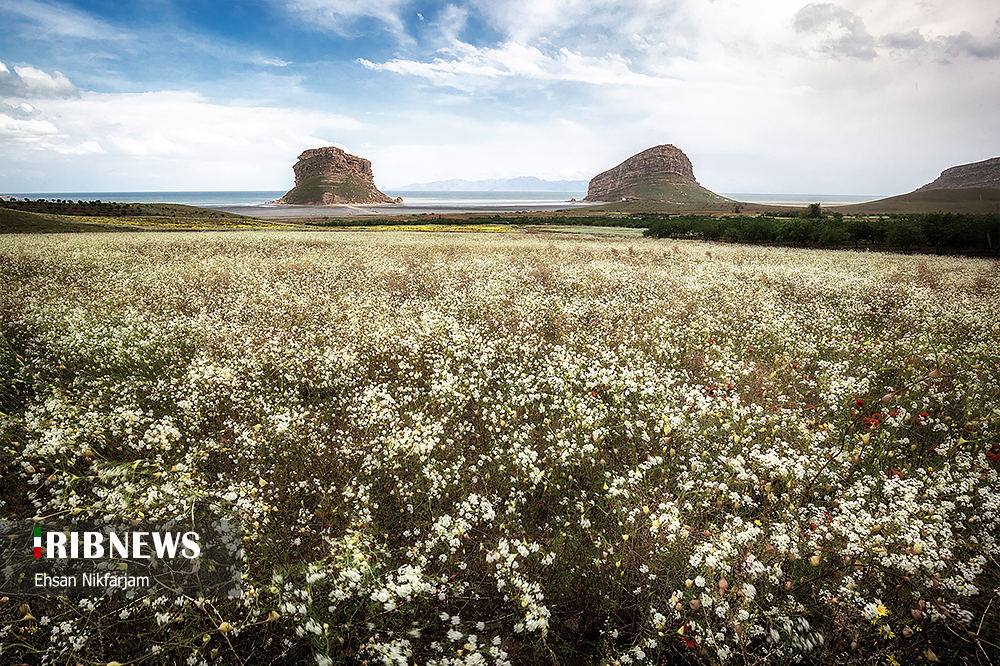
[914,156,1000,192]
[584,145,699,202]
[277,147,402,206]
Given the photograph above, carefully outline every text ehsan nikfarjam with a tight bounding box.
[43,531,201,559]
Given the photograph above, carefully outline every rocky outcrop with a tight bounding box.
[914,156,1000,192]
[584,145,699,202]
[277,147,402,206]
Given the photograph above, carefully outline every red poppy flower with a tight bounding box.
[679,624,700,649]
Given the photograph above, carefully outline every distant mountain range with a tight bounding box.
[393,176,589,192]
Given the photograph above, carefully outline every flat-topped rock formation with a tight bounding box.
[583,144,734,208]
[277,147,402,206]
[914,156,1000,192]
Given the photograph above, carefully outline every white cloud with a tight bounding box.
[793,3,877,60]
[359,41,671,89]
[1,90,367,190]
[2,1,997,195]
[13,65,80,97]
[40,140,104,155]
[938,19,1000,60]
[0,61,79,99]
[0,112,59,143]
[250,54,293,68]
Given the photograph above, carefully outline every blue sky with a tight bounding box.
[1,0,998,193]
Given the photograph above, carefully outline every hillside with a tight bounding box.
[582,145,738,210]
[0,200,280,232]
[915,156,1000,191]
[830,187,1000,215]
[0,208,129,233]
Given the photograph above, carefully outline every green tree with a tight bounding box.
[800,203,823,219]
[886,219,925,250]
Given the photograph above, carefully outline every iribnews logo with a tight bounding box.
[32,525,201,560]
[3,520,242,597]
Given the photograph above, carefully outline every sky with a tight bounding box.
[0,0,997,194]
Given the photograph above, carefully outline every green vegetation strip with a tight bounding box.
[644,212,1000,256]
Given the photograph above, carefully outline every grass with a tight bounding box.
[829,188,1000,215]
[581,177,740,213]
[0,231,998,666]
[280,175,381,205]
[523,224,647,237]
[0,207,133,233]
[0,206,295,232]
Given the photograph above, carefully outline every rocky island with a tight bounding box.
[583,144,733,207]
[276,146,402,206]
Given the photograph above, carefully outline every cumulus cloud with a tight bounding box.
[793,3,877,60]
[1,101,39,120]
[939,19,1000,60]
[879,28,925,51]
[1,89,368,189]
[793,4,1000,62]
[0,61,79,99]
[13,66,79,98]
[0,109,59,143]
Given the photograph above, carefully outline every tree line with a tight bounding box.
[643,211,1000,256]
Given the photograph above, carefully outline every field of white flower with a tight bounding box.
[1,230,997,665]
